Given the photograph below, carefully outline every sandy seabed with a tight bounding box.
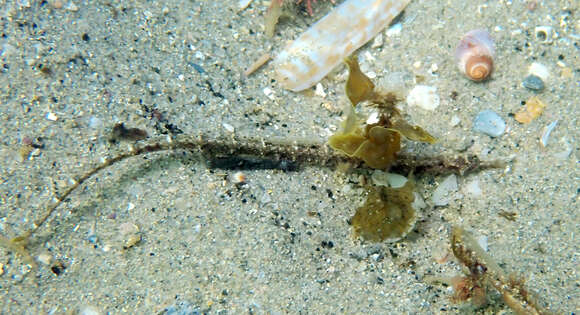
[0,0,578,313]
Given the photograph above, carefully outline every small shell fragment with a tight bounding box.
[244,53,271,77]
[238,0,253,10]
[515,96,545,124]
[263,87,275,100]
[46,112,58,121]
[432,174,458,206]
[540,120,558,147]
[407,85,440,111]
[222,123,235,133]
[273,0,411,91]
[473,110,506,137]
[371,170,408,188]
[534,26,553,43]
[232,171,246,184]
[123,234,142,250]
[314,83,327,98]
[386,22,403,37]
[528,62,550,81]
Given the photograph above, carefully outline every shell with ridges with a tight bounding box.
[455,29,495,81]
[273,0,411,92]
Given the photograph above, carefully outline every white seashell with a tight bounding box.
[534,26,553,43]
[238,0,253,10]
[455,29,495,81]
[528,62,550,81]
[406,85,440,111]
[386,22,403,37]
[432,174,458,207]
[273,0,411,92]
[540,120,558,148]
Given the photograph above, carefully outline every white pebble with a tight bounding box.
[17,0,31,8]
[194,51,205,60]
[450,115,461,127]
[432,174,458,206]
[78,305,101,315]
[528,62,550,81]
[263,87,275,100]
[88,116,102,129]
[386,22,402,37]
[371,33,383,48]
[37,253,52,265]
[430,63,439,74]
[46,112,58,121]
[534,26,554,43]
[407,85,440,111]
[371,170,407,188]
[473,110,506,137]
[223,123,235,133]
[314,83,327,98]
[366,111,380,124]
[238,0,253,10]
[65,2,79,12]
[363,51,375,62]
[126,202,135,211]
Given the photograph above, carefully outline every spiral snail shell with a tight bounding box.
[455,29,495,81]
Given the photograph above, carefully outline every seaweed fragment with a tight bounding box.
[330,55,438,242]
[351,176,416,242]
[329,124,401,169]
[329,55,436,170]
[345,55,375,106]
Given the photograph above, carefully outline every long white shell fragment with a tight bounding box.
[273,0,411,92]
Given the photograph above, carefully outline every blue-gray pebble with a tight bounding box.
[522,75,544,91]
[473,110,506,137]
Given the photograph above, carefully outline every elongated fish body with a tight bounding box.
[273,0,411,91]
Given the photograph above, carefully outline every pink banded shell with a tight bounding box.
[273,0,411,91]
[455,29,495,81]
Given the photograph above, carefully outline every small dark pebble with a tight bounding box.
[522,74,544,91]
[321,240,334,249]
[50,261,66,276]
[377,276,385,285]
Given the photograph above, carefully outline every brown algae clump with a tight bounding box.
[331,55,436,242]
[351,177,416,242]
[344,56,375,106]
[329,56,435,170]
